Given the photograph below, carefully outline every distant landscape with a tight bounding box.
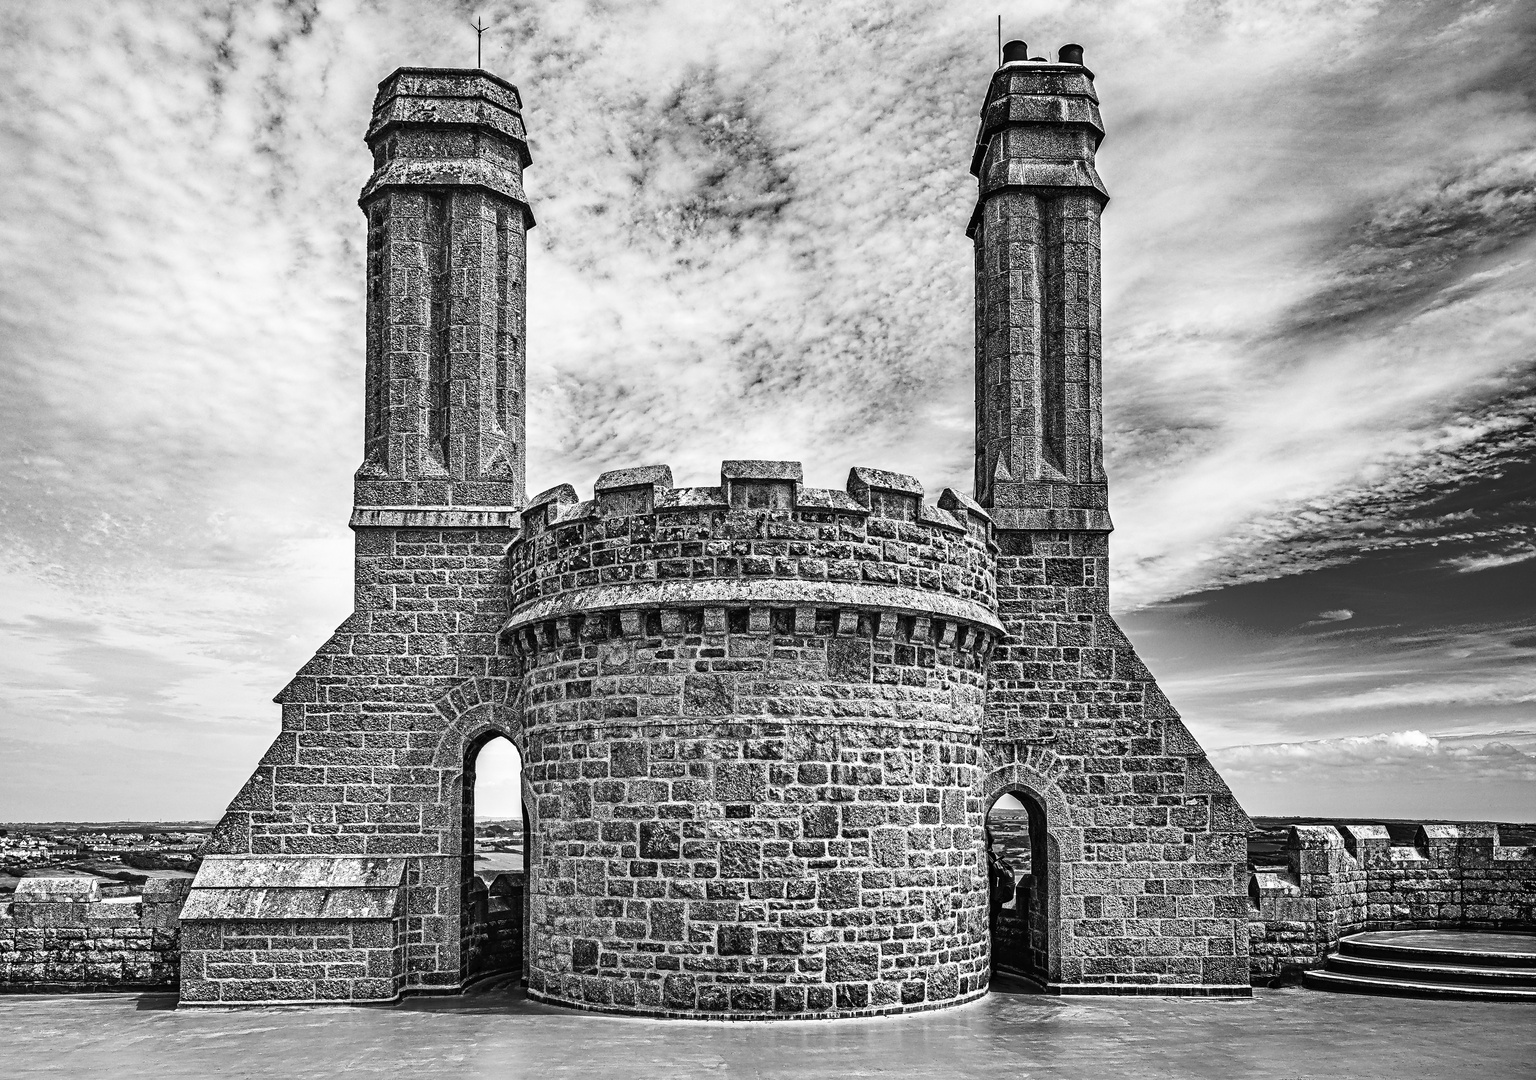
[0,821,209,897]
[473,819,524,878]
[4,815,1530,897]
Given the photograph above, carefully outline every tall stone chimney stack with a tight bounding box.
[354,68,533,512]
[969,41,1110,532]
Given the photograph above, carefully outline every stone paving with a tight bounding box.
[2,980,1531,1079]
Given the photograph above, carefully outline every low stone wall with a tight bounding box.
[464,872,524,983]
[0,877,189,992]
[1248,824,1536,982]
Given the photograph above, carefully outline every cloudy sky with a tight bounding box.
[1,0,1533,824]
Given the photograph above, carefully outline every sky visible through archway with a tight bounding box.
[474,737,522,822]
[0,0,1533,822]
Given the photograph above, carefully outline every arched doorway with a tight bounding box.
[461,733,527,986]
[986,789,1048,987]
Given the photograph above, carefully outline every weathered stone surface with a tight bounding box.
[1247,824,1536,982]
[0,879,188,991]
[165,52,1327,1015]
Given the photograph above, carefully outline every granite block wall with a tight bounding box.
[178,917,405,1004]
[504,465,1001,1017]
[0,877,188,992]
[982,529,1253,994]
[464,872,524,983]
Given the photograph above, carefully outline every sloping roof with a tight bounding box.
[180,856,405,921]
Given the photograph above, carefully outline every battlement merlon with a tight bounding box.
[970,43,1111,530]
[504,460,1002,640]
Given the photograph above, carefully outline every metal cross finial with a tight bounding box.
[472,16,490,68]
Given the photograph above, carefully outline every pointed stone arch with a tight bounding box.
[428,679,534,987]
[979,748,1082,989]
[430,677,525,766]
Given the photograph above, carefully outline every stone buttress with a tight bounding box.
[180,68,534,1005]
[971,42,1252,994]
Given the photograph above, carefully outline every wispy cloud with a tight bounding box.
[2,0,1534,816]
[1213,729,1536,784]
[1210,729,1536,819]
[1445,545,1536,574]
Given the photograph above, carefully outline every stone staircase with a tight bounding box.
[1305,930,1536,1001]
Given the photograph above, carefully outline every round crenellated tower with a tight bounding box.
[502,461,1002,1018]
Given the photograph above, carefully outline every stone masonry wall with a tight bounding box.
[0,878,188,992]
[204,522,519,995]
[510,472,995,619]
[179,917,405,1005]
[504,464,1001,1017]
[1248,824,1536,982]
[515,620,992,1017]
[984,529,1253,993]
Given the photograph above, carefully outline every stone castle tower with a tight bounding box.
[179,43,1252,1014]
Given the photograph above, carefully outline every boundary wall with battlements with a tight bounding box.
[1248,824,1536,982]
[0,878,189,992]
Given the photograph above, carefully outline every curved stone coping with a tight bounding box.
[504,580,1004,635]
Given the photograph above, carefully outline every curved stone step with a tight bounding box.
[1339,931,1536,970]
[1325,953,1536,988]
[1304,969,1536,1001]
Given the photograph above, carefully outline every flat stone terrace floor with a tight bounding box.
[2,978,1532,1079]
[1353,929,1536,955]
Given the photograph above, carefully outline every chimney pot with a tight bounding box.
[1058,43,1085,66]
[1001,39,1029,64]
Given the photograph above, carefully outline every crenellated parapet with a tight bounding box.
[1248,823,1536,983]
[503,461,1001,657]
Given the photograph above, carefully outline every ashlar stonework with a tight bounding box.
[180,48,1255,1015]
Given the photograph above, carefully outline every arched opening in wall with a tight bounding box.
[461,733,527,987]
[986,790,1048,988]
